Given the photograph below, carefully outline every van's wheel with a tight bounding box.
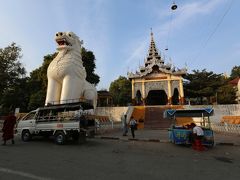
[54,131,66,145]
[21,130,32,142]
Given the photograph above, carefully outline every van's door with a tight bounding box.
[17,111,37,134]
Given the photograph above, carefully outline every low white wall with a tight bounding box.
[185,104,240,123]
[211,123,240,135]
[95,107,128,122]
[95,104,240,124]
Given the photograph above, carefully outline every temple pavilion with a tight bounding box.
[128,31,187,106]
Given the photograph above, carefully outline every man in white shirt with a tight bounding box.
[193,125,204,137]
[191,123,205,151]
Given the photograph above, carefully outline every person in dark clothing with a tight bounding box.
[2,113,16,145]
[129,116,137,138]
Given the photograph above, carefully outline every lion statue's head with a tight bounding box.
[55,31,83,52]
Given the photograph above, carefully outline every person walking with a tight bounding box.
[129,116,137,138]
[2,112,16,145]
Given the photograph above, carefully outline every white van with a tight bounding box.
[17,102,95,145]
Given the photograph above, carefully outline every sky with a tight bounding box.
[0,0,239,90]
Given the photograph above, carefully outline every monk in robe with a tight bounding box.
[2,113,16,145]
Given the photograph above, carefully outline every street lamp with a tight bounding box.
[171,2,178,10]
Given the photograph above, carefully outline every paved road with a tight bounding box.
[0,136,240,180]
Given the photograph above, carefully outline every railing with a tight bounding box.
[46,98,93,106]
[95,116,121,134]
[211,123,240,135]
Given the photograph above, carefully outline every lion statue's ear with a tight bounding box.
[71,33,83,48]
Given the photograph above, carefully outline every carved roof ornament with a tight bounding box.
[128,30,187,79]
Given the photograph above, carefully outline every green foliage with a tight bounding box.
[28,90,46,110]
[82,47,100,85]
[0,43,26,96]
[230,65,240,79]
[184,69,225,104]
[0,78,29,114]
[109,76,131,106]
[29,53,56,90]
[217,84,236,104]
[27,53,56,110]
[0,43,26,114]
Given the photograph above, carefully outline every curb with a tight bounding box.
[216,142,235,146]
[100,136,119,140]
[97,136,169,143]
[96,136,239,146]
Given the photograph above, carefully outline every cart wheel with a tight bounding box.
[54,131,66,145]
[21,130,32,142]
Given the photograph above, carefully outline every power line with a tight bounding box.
[190,0,234,65]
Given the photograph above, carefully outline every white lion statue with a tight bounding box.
[45,31,97,108]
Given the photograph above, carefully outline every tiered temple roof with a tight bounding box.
[128,31,187,79]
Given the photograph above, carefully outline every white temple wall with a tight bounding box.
[95,106,128,122]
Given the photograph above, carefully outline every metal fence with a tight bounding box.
[211,123,240,135]
[95,119,122,134]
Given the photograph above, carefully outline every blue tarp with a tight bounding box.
[164,108,214,118]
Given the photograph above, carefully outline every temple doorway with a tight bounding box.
[146,90,168,105]
[172,88,179,105]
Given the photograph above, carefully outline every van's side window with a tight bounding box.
[22,112,36,121]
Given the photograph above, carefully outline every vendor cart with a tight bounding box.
[164,108,214,147]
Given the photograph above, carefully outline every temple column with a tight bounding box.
[131,79,135,99]
[167,78,172,105]
[131,79,135,104]
[179,79,184,105]
[141,80,145,105]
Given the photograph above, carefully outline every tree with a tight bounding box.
[109,76,131,106]
[184,69,225,104]
[217,84,236,104]
[0,43,26,97]
[230,65,240,79]
[82,47,100,85]
[1,78,29,113]
[0,43,26,114]
[27,53,57,110]
[28,90,46,110]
